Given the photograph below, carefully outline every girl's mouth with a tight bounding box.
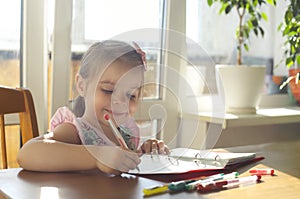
[105,110,128,117]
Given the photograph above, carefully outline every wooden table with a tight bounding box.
[1,140,300,199]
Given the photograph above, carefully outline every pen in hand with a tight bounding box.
[104,113,140,172]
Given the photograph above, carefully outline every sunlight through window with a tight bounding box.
[257,108,300,116]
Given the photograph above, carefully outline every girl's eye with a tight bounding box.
[101,89,113,94]
[126,93,136,100]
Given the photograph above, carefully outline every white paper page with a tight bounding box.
[129,153,224,174]
[129,148,256,174]
[169,148,256,165]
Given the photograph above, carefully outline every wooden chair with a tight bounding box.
[0,86,39,169]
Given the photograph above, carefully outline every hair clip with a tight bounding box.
[132,41,147,71]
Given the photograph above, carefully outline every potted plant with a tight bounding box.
[278,0,300,104]
[207,0,276,114]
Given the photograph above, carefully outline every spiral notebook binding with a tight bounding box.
[149,151,229,168]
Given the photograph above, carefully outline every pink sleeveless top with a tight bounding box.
[49,107,140,150]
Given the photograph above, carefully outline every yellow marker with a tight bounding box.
[143,184,169,196]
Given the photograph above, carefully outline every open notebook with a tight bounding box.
[129,148,256,174]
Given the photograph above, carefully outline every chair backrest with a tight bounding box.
[0,86,39,169]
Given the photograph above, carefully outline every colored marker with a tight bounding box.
[249,168,275,176]
[185,172,239,191]
[104,113,140,172]
[185,173,225,191]
[143,184,169,196]
[143,179,197,196]
[197,175,261,192]
[197,180,227,192]
[104,114,128,149]
[224,175,261,187]
[223,172,239,180]
[168,179,196,192]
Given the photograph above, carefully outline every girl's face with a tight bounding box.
[93,61,143,127]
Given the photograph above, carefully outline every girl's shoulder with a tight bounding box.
[50,106,77,131]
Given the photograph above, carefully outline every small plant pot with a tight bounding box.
[216,65,266,114]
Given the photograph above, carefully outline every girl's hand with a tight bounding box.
[139,139,169,155]
[89,146,141,175]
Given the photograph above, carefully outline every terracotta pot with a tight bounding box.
[272,75,285,85]
[288,68,300,104]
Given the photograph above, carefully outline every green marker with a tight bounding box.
[168,179,196,192]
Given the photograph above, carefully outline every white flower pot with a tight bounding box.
[216,65,266,114]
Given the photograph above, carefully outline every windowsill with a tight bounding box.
[183,106,300,129]
[182,94,300,129]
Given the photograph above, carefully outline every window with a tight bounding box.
[70,0,165,100]
[186,0,277,95]
[0,0,21,87]
[0,0,22,168]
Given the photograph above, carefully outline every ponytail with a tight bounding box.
[72,96,85,117]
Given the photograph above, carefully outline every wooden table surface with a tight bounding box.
[1,140,300,199]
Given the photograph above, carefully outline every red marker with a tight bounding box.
[249,168,275,176]
[197,181,227,192]
[197,175,261,192]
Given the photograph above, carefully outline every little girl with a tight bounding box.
[17,40,169,175]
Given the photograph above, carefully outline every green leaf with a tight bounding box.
[247,20,253,28]
[225,4,232,14]
[261,12,268,21]
[277,22,283,31]
[286,57,294,68]
[254,28,258,36]
[285,10,293,24]
[253,0,258,7]
[252,18,258,27]
[207,0,213,6]
[244,43,249,51]
[297,55,300,66]
[283,26,291,36]
[266,0,276,6]
[243,27,250,38]
[248,5,254,13]
[288,31,298,37]
[259,27,265,37]
[219,3,227,14]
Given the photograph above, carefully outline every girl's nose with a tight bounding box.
[112,90,126,104]
[111,91,128,112]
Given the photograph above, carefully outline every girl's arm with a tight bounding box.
[17,123,140,174]
[17,122,91,171]
[17,136,97,172]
